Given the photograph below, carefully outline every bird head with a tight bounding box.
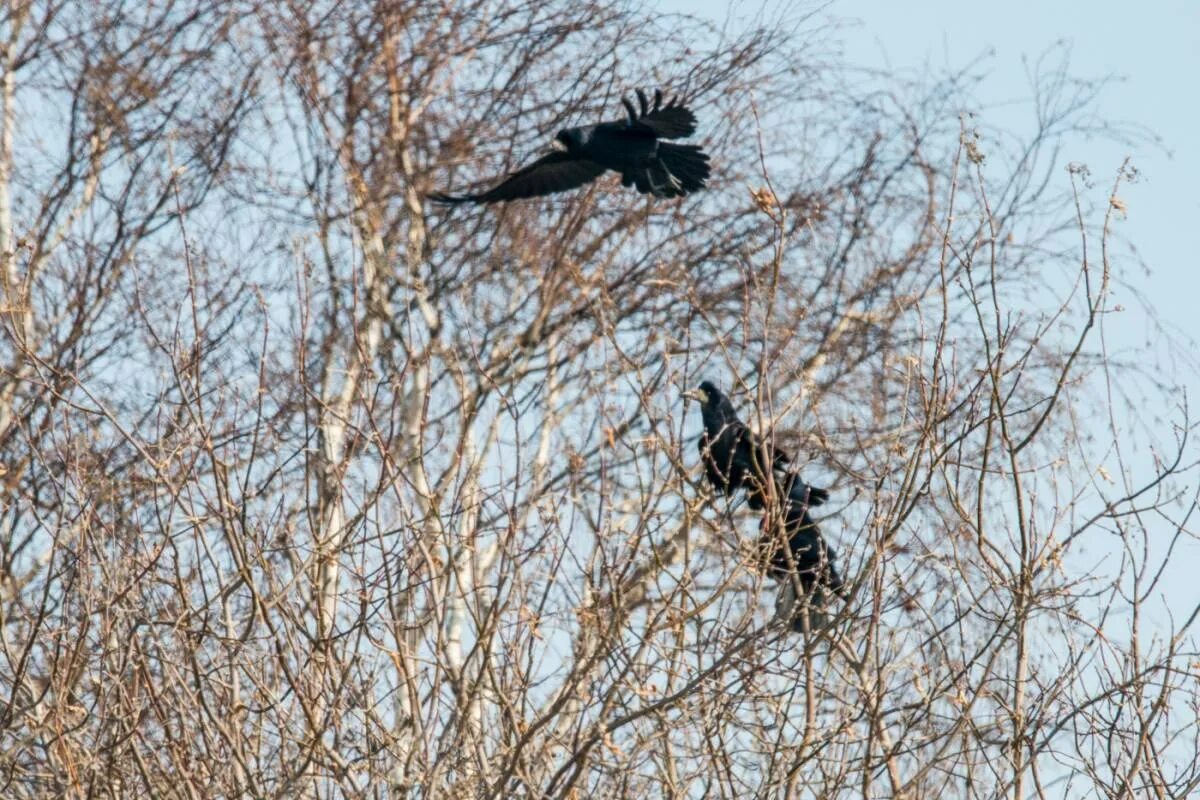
[682,380,720,407]
[554,128,581,151]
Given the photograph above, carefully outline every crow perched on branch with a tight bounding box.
[681,380,798,509]
[759,489,847,632]
[429,89,711,204]
[683,380,847,631]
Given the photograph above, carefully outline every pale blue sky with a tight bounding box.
[837,0,1198,353]
[663,0,1199,619]
[675,0,1199,373]
[831,0,1200,633]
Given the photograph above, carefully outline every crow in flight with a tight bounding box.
[429,89,711,204]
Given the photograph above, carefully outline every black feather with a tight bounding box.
[428,152,605,204]
[430,88,709,204]
[622,97,638,125]
[636,88,651,117]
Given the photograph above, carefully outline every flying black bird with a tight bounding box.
[682,380,794,509]
[759,489,847,632]
[429,89,711,204]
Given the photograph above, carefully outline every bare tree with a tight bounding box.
[0,1,1195,798]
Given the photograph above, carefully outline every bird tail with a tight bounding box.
[804,484,831,506]
[778,569,848,633]
[657,143,711,194]
[625,144,711,198]
[750,473,829,511]
[776,578,835,633]
[781,473,829,507]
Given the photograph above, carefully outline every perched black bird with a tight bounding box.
[683,379,845,632]
[430,89,711,204]
[759,490,847,632]
[682,380,792,509]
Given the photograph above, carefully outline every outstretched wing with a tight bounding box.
[697,428,735,493]
[429,152,606,204]
[622,88,698,139]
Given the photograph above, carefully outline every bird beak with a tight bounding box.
[550,139,567,152]
[682,388,705,402]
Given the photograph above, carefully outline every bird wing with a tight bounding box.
[698,431,735,493]
[698,420,753,494]
[627,89,698,139]
[429,152,607,204]
[739,428,782,480]
[761,505,843,592]
[743,434,808,511]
